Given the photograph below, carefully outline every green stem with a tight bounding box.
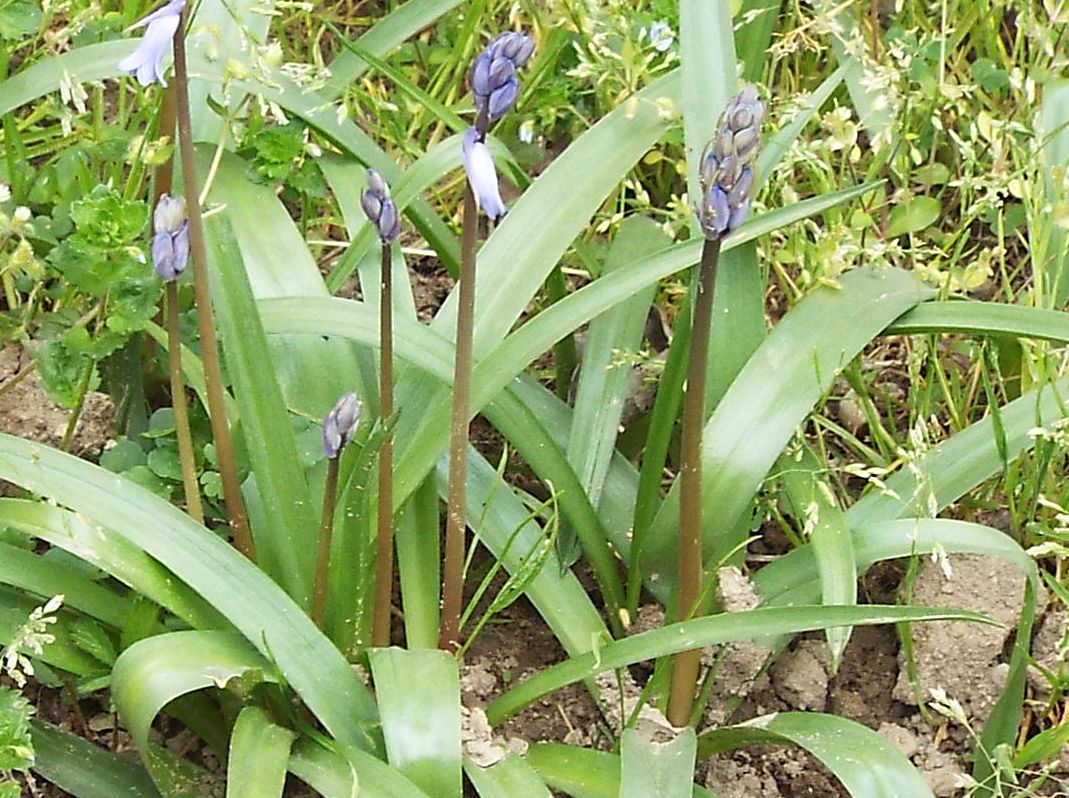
[439,182,479,653]
[546,265,578,400]
[167,281,204,525]
[59,359,93,453]
[313,457,341,629]
[171,9,255,560]
[667,239,721,727]
[372,240,394,647]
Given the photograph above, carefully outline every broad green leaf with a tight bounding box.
[0,499,223,630]
[698,713,932,798]
[30,719,162,798]
[111,630,275,790]
[620,728,697,798]
[368,649,461,798]
[225,707,296,798]
[289,738,432,798]
[0,435,381,754]
[395,475,441,650]
[0,541,129,628]
[464,755,553,798]
[1038,80,1069,307]
[525,744,716,798]
[886,195,941,238]
[641,268,934,599]
[487,605,992,723]
[887,300,1069,343]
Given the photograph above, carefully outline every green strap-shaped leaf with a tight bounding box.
[30,719,162,798]
[887,299,1069,342]
[368,648,462,798]
[486,604,992,724]
[0,435,381,754]
[620,728,698,798]
[289,738,432,798]
[525,744,717,798]
[640,267,934,600]
[464,754,554,798]
[698,713,932,798]
[225,707,296,798]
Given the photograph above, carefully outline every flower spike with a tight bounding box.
[117,0,185,87]
[152,194,189,281]
[698,84,765,241]
[361,169,401,243]
[322,392,361,460]
[471,31,533,128]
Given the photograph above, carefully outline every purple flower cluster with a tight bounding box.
[361,169,401,243]
[152,194,189,281]
[698,85,764,241]
[471,32,534,126]
[322,392,361,460]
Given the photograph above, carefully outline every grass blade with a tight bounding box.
[487,604,993,723]
[464,755,553,798]
[524,743,715,798]
[30,719,162,798]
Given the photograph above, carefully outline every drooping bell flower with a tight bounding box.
[322,392,361,460]
[117,0,185,87]
[698,85,765,240]
[361,169,401,243]
[471,31,534,128]
[152,194,189,281]
[461,128,507,221]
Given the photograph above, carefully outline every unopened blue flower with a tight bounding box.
[117,0,185,87]
[471,32,534,126]
[698,85,764,241]
[322,392,361,459]
[462,128,506,221]
[361,169,400,243]
[152,194,189,281]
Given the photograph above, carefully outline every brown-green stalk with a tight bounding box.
[667,238,721,727]
[171,9,254,559]
[312,457,340,628]
[372,240,394,647]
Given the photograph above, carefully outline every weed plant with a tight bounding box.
[0,1,1067,797]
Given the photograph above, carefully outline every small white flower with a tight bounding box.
[648,20,674,53]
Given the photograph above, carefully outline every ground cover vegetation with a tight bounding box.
[0,0,1067,795]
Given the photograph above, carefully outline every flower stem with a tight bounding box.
[439,182,478,653]
[167,281,204,525]
[171,8,255,560]
[313,457,341,629]
[667,238,721,728]
[372,240,394,647]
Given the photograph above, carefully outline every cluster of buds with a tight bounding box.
[463,32,533,220]
[361,169,401,243]
[152,194,189,281]
[471,31,534,129]
[322,392,361,460]
[117,0,185,87]
[698,84,764,241]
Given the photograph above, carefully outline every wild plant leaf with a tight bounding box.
[620,728,698,798]
[524,744,717,798]
[0,687,33,773]
[30,719,162,798]
[698,713,932,798]
[464,754,554,798]
[225,707,296,798]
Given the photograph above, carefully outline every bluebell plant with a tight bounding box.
[441,32,533,652]
[117,0,185,87]
[151,194,189,281]
[315,391,362,627]
[362,169,400,646]
[667,84,764,727]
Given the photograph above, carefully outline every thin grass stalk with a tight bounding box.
[166,281,204,525]
[171,8,254,560]
[667,239,721,727]
[439,181,479,653]
[372,240,394,647]
[313,457,341,628]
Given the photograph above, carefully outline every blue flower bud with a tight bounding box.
[152,194,189,281]
[462,128,507,220]
[471,31,533,123]
[361,168,400,243]
[322,391,361,459]
[698,85,764,241]
[117,0,185,87]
